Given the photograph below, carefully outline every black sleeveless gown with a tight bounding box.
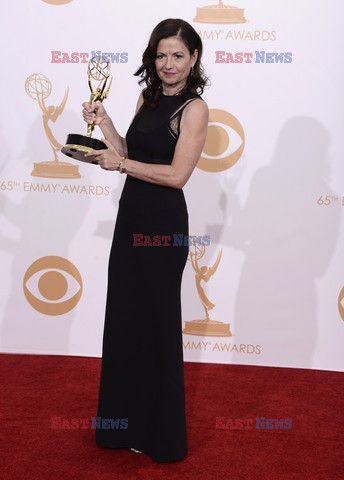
[95,91,203,462]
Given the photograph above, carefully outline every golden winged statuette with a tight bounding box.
[61,54,113,165]
[25,73,80,178]
[183,239,233,337]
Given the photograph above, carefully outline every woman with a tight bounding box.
[82,18,209,462]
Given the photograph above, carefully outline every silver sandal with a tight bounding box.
[130,448,142,454]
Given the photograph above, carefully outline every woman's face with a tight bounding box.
[155,36,198,95]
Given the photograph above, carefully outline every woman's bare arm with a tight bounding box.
[123,99,209,189]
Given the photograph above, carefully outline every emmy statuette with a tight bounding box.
[61,55,113,164]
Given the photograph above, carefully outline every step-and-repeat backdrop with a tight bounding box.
[0,0,343,371]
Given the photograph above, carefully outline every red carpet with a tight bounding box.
[1,354,343,479]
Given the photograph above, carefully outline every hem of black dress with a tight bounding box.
[96,440,187,463]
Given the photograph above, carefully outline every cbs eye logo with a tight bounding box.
[41,1,73,4]
[198,109,245,172]
[23,256,82,316]
[338,287,344,322]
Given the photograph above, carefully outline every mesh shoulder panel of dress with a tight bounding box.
[126,92,203,166]
[135,93,203,136]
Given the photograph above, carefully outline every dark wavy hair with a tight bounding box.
[134,18,208,108]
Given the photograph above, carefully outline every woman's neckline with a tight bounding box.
[161,92,183,97]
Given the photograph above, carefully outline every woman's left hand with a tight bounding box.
[84,138,122,171]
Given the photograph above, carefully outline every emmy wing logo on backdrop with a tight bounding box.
[183,240,232,337]
[25,73,80,179]
[198,109,245,172]
[194,0,246,24]
[23,256,83,316]
[338,287,344,321]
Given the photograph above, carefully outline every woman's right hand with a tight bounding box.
[82,101,109,126]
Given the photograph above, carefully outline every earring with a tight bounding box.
[190,66,194,76]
